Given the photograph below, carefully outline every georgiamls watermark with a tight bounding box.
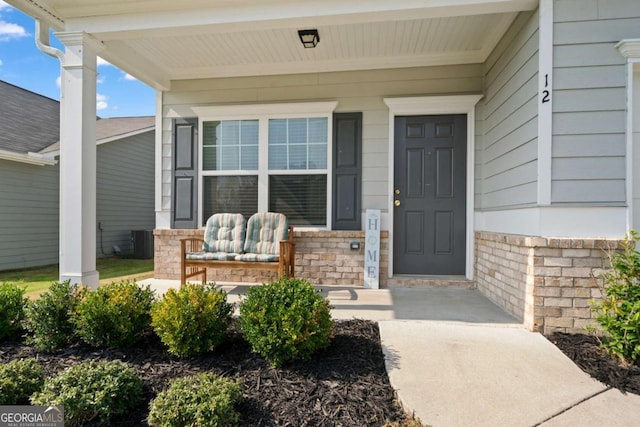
[0,406,64,427]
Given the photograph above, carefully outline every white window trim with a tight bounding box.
[383,94,483,281]
[194,101,338,228]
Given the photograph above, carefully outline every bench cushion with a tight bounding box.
[244,212,289,255]
[186,252,239,261]
[234,253,279,262]
[203,213,246,253]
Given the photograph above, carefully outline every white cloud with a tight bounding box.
[0,20,27,42]
[0,1,9,11]
[97,75,106,84]
[0,58,3,66]
[96,93,108,111]
[55,76,61,88]
[97,57,111,67]
[123,72,137,81]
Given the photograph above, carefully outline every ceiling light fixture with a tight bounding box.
[298,29,320,48]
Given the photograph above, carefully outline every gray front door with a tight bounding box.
[393,115,466,275]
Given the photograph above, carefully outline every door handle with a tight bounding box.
[394,200,401,207]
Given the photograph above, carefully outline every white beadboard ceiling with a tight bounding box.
[8,0,538,89]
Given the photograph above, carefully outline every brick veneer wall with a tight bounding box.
[154,229,388,286]
[475,231,623,334]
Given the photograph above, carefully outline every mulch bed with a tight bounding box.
[547,332,640,396]
[0,319,413,426]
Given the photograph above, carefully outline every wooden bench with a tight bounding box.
[180,212,295,284]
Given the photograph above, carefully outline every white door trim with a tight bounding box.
[383,94,483,280]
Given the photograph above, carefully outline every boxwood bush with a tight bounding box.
[31,359,143,427]
[150,283,234,357]
[592,231,640,364]
[25,281,88,352]
[74,280,155,348]
[0,282,27,340]
[148,373,242,427]
[0,358,44,405]
[239,277,333,366]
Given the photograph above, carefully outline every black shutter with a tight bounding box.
[171,118,198,229]
[332,112,362,230]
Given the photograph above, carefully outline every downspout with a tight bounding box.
[34,19,63,60]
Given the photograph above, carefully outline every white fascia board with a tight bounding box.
[65,0,537,40]
[0,149,58,166]
[6,0,64,30]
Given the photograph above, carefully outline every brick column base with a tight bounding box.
[475,231,623,334]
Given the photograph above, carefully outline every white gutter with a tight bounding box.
[34,18,63,60]
[0,149,57,166]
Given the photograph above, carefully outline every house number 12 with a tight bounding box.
[541,73,550,103]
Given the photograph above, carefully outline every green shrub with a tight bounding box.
[25,281,88,352]
[0,282,27,340]
[0,358,45,405]
[239,277,333,367]
[148,373,242,427]
[151,283,233,357]
[591,231,640,365]
[75,280,155,348]
[31,359,143,427]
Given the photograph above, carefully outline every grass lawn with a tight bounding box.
[0,257,154,298]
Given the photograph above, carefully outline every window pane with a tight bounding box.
[308,144,327,169]
[202,146,217,171]
[241,121,258,145]
[269,175,327,226]
[309,118,327,143]
[269,145,287,170]
[220,146,239,170]
[269,119,287,145]
[203,120,258,171]
[220,121,239,146]
[241,146,258,169]
[288,118,307,144]
[202,176,258,224]
[268,117,328,171]
[288,144,307,169]
[202,122,218,171]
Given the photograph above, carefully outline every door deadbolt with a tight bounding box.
[395,189,401,195]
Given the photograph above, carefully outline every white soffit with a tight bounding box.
[13,0,537,87]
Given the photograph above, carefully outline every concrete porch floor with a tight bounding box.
[139,279,519,324]
[138,279,640,426]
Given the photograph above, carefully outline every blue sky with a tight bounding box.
[0,1,155,117]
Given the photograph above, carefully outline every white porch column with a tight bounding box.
[56,32,100,288]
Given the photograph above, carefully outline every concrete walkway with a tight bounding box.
[140,280,640,426]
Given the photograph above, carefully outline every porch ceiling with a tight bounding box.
[10,0,538,90]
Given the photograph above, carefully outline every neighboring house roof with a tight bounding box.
[40,116,156,155]
[0,80,154,162]
[0,80,60,154]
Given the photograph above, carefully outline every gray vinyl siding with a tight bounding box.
[0,160,59,271]
[161,64,484,226]
[551,0,640,204]
[96,131,155,256]
[475,10,539,210]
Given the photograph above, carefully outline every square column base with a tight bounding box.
[60,270,100,289]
